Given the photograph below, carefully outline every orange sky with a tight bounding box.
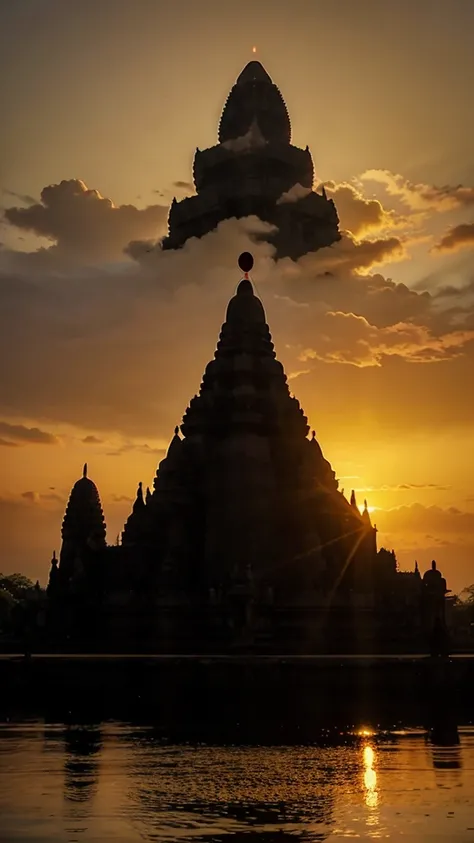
[1,0,474,593]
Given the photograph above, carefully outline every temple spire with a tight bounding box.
[350,489,357,509]
[362,498,372,526]
[83,463,88,478]
[133,481,145,513]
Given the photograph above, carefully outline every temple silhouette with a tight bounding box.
[44,61,449,654]
[46,251,449,654]
[161,60,340,259]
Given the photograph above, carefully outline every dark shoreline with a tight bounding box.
[1,653,471,742]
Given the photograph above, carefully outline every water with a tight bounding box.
[1,722,474,842]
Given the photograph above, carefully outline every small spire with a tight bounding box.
[350,489,357,508]
[341,488,345,498]
[362,498,371,525]
[431,559,437,571]
[132,481,145,514]
[174,425,180,436]
[146,486,152,505]
[321,185,328,200]
[83,463,88,478]
[311,430,316,440]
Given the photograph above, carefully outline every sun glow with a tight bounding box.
[252,45,257,54]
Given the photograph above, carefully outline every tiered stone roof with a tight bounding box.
[61,464,106,551]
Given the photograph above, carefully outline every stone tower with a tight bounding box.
[161,60,340,260]
[59,464,107,589]
[123,255,375,601]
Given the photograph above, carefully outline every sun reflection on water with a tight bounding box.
[363,743,378,811]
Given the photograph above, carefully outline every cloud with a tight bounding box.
[296,311,474,367]
[0,420,59,446]
[0,209,473,442]
[360,170,474,212]
[358,483,451,492]
[81,435,104,445]
[106,443,166,458]
[376,502,474,538]
[21,490,64,504]
[324,181,401,237]
[393,483,451,491]
[172,181,194,192]
[298,232,406,275]
[2,189,36,206]
[433,222,474,253]
[277,183,312,204]
[4,179,168,263]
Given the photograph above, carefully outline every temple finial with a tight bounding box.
[174,425,180,436]
[146,486,152,505]
[364,499,368,511]
[322,184,328,200]
[238,251,254,280]
[350,489,357,508]
[83,463,88,478]
[311,430,316,440]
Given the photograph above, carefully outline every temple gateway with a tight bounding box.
[47,251,449,654]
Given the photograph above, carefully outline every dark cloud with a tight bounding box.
[82,435,103,444]
[172,181,194,192]
[106,443,166,458]
[433,222,474,253]
[0,420,59,446]
[4,179,168,263]
[363,483,451,491]
[2,189,36,206]
[395,483,451,490]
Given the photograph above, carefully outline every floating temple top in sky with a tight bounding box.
[161,60,341,260]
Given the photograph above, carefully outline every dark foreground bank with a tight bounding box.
[1,654,472,741]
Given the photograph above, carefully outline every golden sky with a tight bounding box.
[1,0,474,592]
